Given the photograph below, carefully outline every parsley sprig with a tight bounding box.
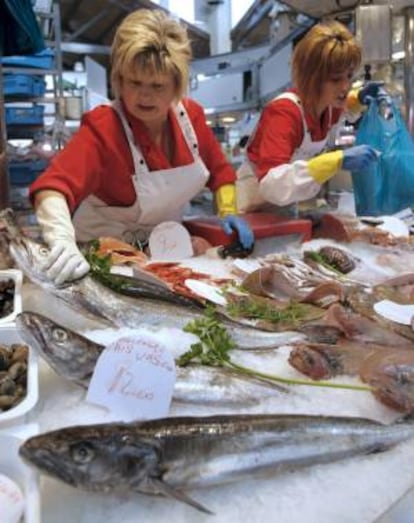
[178,307,372,392]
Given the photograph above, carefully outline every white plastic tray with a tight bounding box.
[0,424,40,523]
[0,269,23,325]
[0,328,39,427]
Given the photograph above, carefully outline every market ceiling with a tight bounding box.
[58,0,211,70]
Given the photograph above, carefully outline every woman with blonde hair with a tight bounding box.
[30,8,253,285]
[237,20,385,213]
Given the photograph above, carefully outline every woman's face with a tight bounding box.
[119,68,177,127]
[319,67,356,110]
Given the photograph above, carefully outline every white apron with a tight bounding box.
[236,92,332,214]
[73,100,210,244]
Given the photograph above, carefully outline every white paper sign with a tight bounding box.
[110,265,134,277]
[86,334,176,422]
[377,216,409,238]
[185,279,227,306]
[149,221,194,261]
[374,299,414,326]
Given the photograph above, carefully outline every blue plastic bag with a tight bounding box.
[351,100,414,216]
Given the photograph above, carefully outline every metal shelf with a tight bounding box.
[2,67,59,76]
[0,1,64,209]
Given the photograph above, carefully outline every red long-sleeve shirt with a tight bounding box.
[247,89,343,180]
[30,98,235,212]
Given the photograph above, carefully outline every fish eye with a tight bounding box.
[52,328,68,343]
[70,442,95,464]
[39,246,49,256]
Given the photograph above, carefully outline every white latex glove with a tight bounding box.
[36,195,90,285]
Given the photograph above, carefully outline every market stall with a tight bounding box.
[2,208,414,522]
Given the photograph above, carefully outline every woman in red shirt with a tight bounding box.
[237,21,384,213]
[31,9,253,285]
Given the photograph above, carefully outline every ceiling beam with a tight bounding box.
[65,8,113,41]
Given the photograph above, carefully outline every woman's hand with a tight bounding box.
[220,215,254,249]
[342,145,379,171]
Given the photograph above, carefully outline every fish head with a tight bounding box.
[9,235,59,289]
[288,344,335,380]
[360,351,414,412]
[15,312,104,383]
[19,424,161,491]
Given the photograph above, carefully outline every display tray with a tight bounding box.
[0,327,39,428]
[0,425,40,523]
[0,270,23,325]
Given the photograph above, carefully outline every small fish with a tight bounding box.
[15,311,288,403]
[288,340,385,380]
[360,350,414,413]
[19,413,414,514]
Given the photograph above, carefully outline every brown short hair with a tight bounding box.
[110,9,192,100]
[292,21,361,110]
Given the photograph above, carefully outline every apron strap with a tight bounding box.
[273,92,311,137]
[173,101,200,158]
[111,99,148,175]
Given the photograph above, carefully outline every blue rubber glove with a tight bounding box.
[358,81,385,105]
[342,145,379,171]
[220,215,254,249]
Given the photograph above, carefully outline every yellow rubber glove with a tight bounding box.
[214,183,237,218]
[307,150,344,184]
[346,87,365,112]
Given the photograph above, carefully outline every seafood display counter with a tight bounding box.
[16,231,414,523]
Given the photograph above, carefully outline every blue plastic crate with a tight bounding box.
[1,48,54,69]
[4,75,46,98]
[9,159,49,185]
[5,105,44,125]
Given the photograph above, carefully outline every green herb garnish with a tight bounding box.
[178,307,372,392]
[84,241,130,292]
[226,297,307,326]
[304,251,344,275]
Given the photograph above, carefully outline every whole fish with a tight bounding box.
[15,311,287,403]
[19,413,414,514]
[360,350,414,413]
[1,209,301,350]
[288,340,391,380]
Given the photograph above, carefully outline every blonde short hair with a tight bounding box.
[292,21,361,111]
[110,9,192,100]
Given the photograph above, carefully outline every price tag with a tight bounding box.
[149,221,194,261]
[86,334,176,422]
[374,299,414,326]
[185,279,227,306]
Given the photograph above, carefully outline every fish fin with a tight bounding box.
[149,477,214,515]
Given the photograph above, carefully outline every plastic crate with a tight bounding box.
[4,74,46,98]
[10,186,31,211]
[9,159,49,185]
[5,105,44,125]
[1,48,54,69]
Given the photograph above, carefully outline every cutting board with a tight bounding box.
[184,212,312,246]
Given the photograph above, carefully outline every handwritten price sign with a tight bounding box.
[149,221,193,260]
[86,334,176,422]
